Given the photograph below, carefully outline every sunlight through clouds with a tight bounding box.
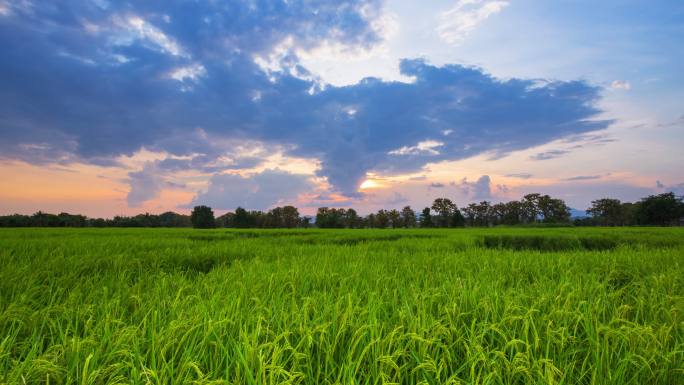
[437,0,509,44]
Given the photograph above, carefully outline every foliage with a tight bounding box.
[1,191,682,229]
[635,192,684,226]
[190,205,215,229]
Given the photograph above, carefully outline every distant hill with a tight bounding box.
[569,208,588,218]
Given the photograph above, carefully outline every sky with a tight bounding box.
[0,0,682,217]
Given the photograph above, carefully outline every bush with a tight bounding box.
[480,235,618,251]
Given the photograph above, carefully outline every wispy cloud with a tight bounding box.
[610,80,631,90]
[437,0,509,45]
[530,150,570,161]
[505,173,533,179]
[389,140,444,156]
[562,175,604,181]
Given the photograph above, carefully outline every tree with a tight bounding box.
[316,207,346,228]
[635,192,683,226]
[519,193,570,224]
[473,201,493,226]
[215,212,235,227]
[281,206,300,228]
[500,201,523,225]
[587,198,623,226]
[521,193,541,223]
[375,209,390,229]
[419,207,433,228]
[400,206,417,228]
[540,196,570,223]
[233,207,250,228]
[366,213,376,228]
[191,205,215,229]
[344,208,360,228]
[431,198,457,227]
[450,209,465,227]
[387,209,401,228]
[299,216,312,228]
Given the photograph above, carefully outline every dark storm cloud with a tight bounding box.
[1,0,611,198]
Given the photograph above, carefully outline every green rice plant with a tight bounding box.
[0,227,682,384]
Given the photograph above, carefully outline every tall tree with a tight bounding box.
[375,209,390,229]
[635,192,683,226]
[431,198,457,227]
[344,208,360,228]
[281,206,300,228]
[521,193,541,223]
[450,209,465,227]
[233,207,250,228]
[400,206,417,228]
[387,209,401,228]
[191,205,215,229]
[419,207,433,228]
[587,198,623,226]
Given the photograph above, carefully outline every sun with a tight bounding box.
[359,179,380,189]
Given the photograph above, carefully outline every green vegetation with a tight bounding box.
[1,227,683,384]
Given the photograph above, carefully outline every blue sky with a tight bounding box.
[0,0,682,216]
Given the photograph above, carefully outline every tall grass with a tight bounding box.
[0,227,683,384]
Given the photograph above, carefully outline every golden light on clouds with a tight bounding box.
[359,179,381,189]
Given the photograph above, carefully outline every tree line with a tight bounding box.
[579,192,683,226]
[2,191,681,228]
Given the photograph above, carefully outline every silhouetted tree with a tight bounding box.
[316,207,346,228]
[587,198,623,226]
[344,208,361,228]
[386,209,400,228]
[635,192,683,226]
[431,198,457,227]
[375,209,390,229]
[191,205,215,229]
[540,196,570,223]
[419,207,433,228]
[299,216,312,228]
[400,206,417,228]
[233,207,250,228]
[281,206,300,228]
[521,193,541,223]
[450,209,465,227]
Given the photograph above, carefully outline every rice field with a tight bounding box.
[1,227,683,385]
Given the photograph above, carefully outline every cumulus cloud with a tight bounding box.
[437,0,509,44]
[386,192,409,206]
[459,175,492,200]
[127,164,163,207]
[656,181,684,195]
[0,0,611,199]
[190,169,314,211]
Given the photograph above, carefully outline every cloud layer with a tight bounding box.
[191,169,314,211]
[0,0,611,203]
